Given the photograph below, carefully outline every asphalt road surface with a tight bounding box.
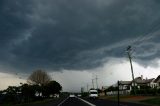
[56,97,149,106]
[58,97,92,106]
[19,97,149,106]
[84,98,149,106]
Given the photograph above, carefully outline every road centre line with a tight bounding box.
[57,96,70,106]
[76,97,96,106]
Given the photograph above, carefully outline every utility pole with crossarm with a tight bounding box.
[126,45,136,95]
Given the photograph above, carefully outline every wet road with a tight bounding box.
[84,98,149,106]
[58,97,92,106]
[57,97,148,106]
[17,97,149,106]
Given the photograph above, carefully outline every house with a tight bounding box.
[132,75,157,89]
[105,75,160,95]
[101,86,108,95]
[155,75,160,88]
[119,81,132,95]
[119,75,156,91]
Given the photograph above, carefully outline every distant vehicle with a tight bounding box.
[69,94,75,97]
[53,94,59,98]
[89,89,98,99]
[77,94,81,97]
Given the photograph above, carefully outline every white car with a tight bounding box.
[69,94,75,97]
[77,94,81,97]
[89,89,98,99]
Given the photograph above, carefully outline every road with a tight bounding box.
[19,97,149,106]
[58,97,92,106]
[84,98,149,106]
[56,97,149,106]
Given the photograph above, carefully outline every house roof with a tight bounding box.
[132,76,155,84]
[135,78,155,84]
[119,81,132,85]
[155,75,160,83]
[118,76,155,85]
[102,86,110,89]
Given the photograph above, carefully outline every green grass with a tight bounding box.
[0,98,56,106]
[100,95,135,101]
[140,97,160,106]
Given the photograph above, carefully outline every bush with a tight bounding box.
[140,85,151,89]
[81,92,89,97]
[157,89,160,94]
[131,88,158,95]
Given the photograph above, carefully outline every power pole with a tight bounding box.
[95,75,98,89]
[92,79,94,89]
[87,83,89,92]
[126,45,136,95]
[81,87,84,93]
[118,81,120,106]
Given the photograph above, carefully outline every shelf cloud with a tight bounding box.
[0,0,160,73]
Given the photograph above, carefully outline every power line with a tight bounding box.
[125,18,160,62]
[128,16,160,47]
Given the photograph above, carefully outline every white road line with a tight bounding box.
[57,96,70,106]
[76,97,96,106]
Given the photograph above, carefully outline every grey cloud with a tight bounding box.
[0,0,160,72]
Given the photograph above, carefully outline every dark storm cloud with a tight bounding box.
[0,0,160,72]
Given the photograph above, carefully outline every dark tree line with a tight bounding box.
[0,70,62,105]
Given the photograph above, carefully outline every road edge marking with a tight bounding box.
[57,96,69,106]
[76,97,96,106]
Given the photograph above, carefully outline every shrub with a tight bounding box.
[81,92,89,97]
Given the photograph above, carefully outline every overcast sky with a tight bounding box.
[0,0,160,92]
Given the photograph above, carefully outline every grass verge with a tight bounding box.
[140,97,160,106]
[0,98,57,106]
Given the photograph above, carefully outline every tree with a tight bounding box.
[42,81,62,97]
[47,81,62,94]
[21,84,36,102]
[27,70,51,86]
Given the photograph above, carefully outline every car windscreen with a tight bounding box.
[90,92,97,94]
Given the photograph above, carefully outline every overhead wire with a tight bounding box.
[125,15,160,59]
[130,19,160,46]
